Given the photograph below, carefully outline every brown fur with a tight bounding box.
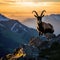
[32,10,54,35]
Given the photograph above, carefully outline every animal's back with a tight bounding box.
[42,22,53,30]
[42,22,54,34]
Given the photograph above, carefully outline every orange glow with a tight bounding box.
[0,2,60,21]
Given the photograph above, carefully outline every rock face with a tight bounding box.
[29,37,42,47]
[0,33,60,60]
[45,33,56,39]
[29,34,60,60]
[0,44,39,60]
[0,14,9,21]
[0,14,38,58]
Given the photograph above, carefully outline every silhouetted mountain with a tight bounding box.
[0,14,38,58]
[0,14,9,21]
[0,14,38,36]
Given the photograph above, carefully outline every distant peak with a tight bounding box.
[0,13,9,21]
[0,13,7,18]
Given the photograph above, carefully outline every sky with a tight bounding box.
[0,0,60,35]
[0,0,60,2]
[0,0,60,22]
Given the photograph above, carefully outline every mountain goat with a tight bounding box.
[32,10,54,36]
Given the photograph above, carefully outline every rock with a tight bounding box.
[57,34,60,38]
[0,47,26,60]
[56,34,60,43]
[29,37,50,50]
[45,33,56,39]
[0,44,39,60]
[1,33,60,60]
[29,37,42,47]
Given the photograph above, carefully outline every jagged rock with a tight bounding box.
[29,37,42,47]
[45,33,56,39]
[0,44,39,60]
[57,34,60,38]
[39,35,48,41]
[0,48,26,60]
[29,35,60,60]
[56,34,60,43]
[15,44,39,60]
[29,37,48,48]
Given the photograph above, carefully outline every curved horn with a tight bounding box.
[40,10,46,16]
[32,10,38,16]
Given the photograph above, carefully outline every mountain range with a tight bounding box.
[0,14,38,57]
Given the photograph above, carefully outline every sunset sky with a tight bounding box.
[0,0,60,22]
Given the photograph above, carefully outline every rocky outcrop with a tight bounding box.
[0,47,26,60]
[0,33,60,60]
[29,33,60,60]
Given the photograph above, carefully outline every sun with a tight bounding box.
[15,2,34,6]
[42,2,48,6]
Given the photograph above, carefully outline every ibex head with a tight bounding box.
[32,10,46,22]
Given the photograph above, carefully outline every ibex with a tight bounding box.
[32,10,54,36]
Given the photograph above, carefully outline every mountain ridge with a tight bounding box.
[0,13,38,57]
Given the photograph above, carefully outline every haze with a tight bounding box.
[0,0,60,22]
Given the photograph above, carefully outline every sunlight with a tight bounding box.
[42,2,48,6]
[13,2,51,7]
[15,2,34,6]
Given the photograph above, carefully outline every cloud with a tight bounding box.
[0,0,16,4]
[0,0,60,3]
[23,18,36,28]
